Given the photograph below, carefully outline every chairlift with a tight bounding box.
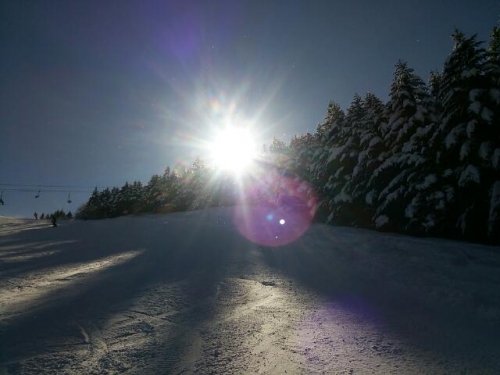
[0,191,4,205]
[67,192,72,204]
[35,189,40,199]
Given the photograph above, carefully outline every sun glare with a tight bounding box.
[210,127,257,173]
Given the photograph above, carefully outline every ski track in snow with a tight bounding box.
[0,209,499,374]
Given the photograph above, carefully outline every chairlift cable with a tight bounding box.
[0,183,107,190]
[0,188,91,193]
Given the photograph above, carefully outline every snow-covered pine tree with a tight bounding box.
[108,187,120,217]
[142,168,181,213]
[144,174,163,212]
[269,138,288,154]
[76,187,100,219]
[185,158,215,209]
[350,93,386,227]
[324,95,365,225]
[116,182,133,215]
[309,102,345,220]
[485,27,500,242]
[371,61,435,232]
[128,181,145,213]
[99,188,114,218]
[435,30,492,240]
[289,133,316,182]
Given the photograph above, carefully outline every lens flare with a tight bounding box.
[233,170,317,247]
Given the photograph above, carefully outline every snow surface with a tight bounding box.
[468,101,482,115]
[444,124,464,149]
[333,190,352,204]
[374,215,389,228]
[458,165,480,187]
[1,209,500,374]
[416,174,437,191]
[404,199,417,219]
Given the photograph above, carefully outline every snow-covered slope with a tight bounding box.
[0,217,51,237]
[1,208,499,374]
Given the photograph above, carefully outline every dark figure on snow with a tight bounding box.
[34,212,38,220]
[51,215,57,227]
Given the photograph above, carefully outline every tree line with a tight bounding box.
[76,162,238,219]
[34,210,73,221]
[77,28,500,244]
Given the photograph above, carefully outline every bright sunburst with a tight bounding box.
[209,127,257,173]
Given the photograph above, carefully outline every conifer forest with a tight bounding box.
[77,28,500,244]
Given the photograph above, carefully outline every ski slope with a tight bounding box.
[1,208,499,374]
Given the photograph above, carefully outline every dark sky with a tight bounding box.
[1,0,499,217]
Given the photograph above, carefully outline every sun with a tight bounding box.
[209,127,257,173]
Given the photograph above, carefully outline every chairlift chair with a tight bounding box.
[67,192,72,204]
[35,189,40,198]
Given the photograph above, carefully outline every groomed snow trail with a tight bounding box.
[1,209,499,374]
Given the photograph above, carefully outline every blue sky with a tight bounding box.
[1,0,499,217]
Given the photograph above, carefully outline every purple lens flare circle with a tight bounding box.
[233,172,317,247]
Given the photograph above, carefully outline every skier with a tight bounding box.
[51,215,57,227]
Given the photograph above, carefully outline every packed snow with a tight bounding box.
[1,209,500,374]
